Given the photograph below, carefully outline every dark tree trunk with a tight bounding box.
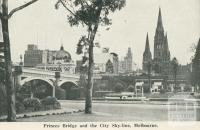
[1,0,16,121]
[85,44,94,114]
[85,0,103,114]
[85,27,97,114]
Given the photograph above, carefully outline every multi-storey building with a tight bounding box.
[119,47,133,74]
[124,47,133,73]
[24,44,46,67]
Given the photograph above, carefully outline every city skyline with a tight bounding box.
[1,0,200,69]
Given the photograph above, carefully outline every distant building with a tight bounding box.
[94,48,119,74]
[124,47,133,72]
[119,47,133,74]
[118,60,125,74]
[24,44,46,67]
[24,44,76,74]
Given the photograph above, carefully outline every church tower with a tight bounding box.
[153,8,171,75]
[143,33,152,73]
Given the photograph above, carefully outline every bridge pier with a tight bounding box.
[54,72,60,98]
[14,66,22,89]
[53,87,55,97]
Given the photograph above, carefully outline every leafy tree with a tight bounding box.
[192,38,200,91]
[55,0,126,113]
[127,85,134,92]
[0,0,39,121]
[114,82,124,93]
[171,57,179,92]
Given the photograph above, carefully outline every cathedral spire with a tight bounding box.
[164,33,170,60]
[145,33,150,52]
[143,33,152,72]
[156,7,164,32]
[143,33,152,59]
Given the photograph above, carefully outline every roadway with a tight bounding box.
[17,100,200,122]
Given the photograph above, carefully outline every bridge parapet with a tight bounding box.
[22,67,79,80]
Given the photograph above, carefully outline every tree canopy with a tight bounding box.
[192,38,200,87]
[56,0,126,58]
[56,0,126,27]
[171,57,179,75]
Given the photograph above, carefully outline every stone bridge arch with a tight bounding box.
[58,80,78,87]
[58,80,80,100]
[20,77,55,97]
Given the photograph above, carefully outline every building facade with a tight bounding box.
[94,48,119,74]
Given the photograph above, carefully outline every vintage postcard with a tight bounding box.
[0,0,200,130]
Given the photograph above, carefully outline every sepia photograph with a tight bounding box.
[0,0,200,128]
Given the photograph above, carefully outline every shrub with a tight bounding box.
[16,92,26,103]
[23,98,42,111]
[55,88,66,100]
[114,83,124,93]
[16,101,25,113]
[127,85,135,92]
[194,94,200,99]
[160,89,166,94]
[41,96,61,110]
[184,86,192,92]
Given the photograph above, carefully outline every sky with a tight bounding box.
[1,0,200,69]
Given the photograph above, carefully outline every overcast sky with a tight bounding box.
[1,0,200,68]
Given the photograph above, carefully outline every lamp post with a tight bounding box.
[54,71,60,97]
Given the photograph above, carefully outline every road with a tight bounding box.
[17,100,200,122]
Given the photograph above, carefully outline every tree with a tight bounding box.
[171,57,179,92]
[127,85,134,92]
[0,0,39,121]
[114,82,124,93]
[192,38,200,91]
[55,0,126,113]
